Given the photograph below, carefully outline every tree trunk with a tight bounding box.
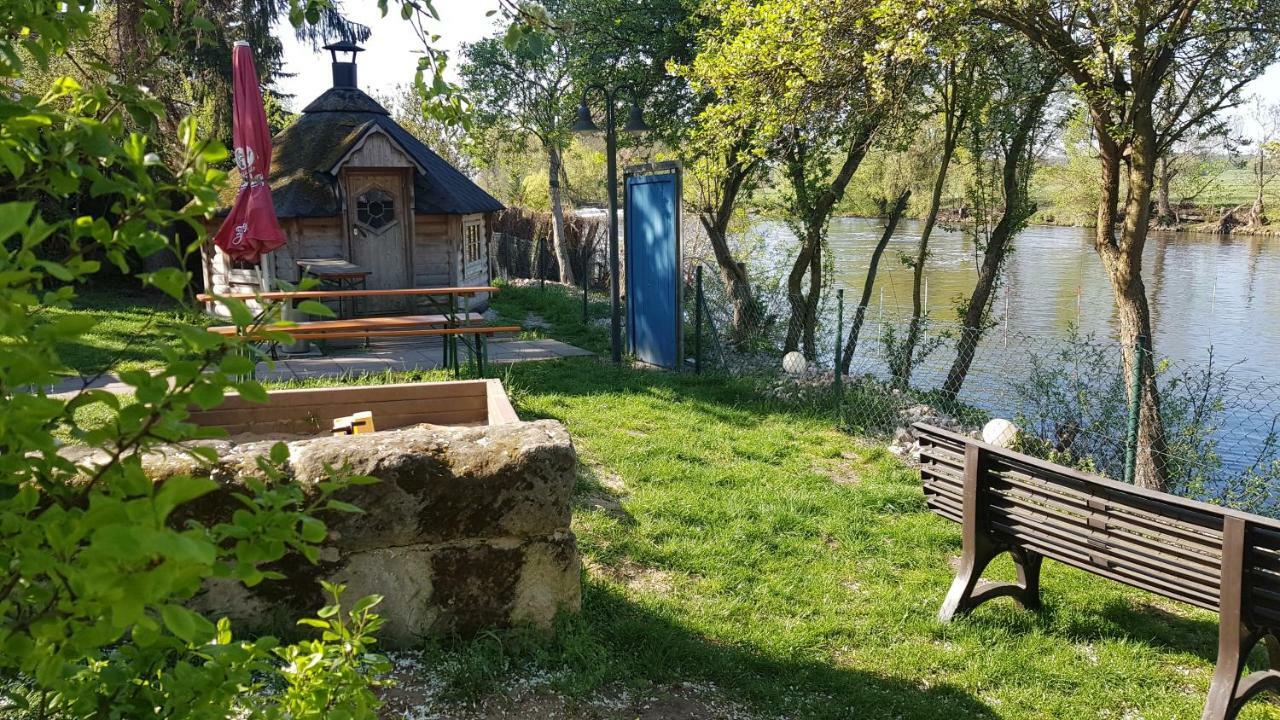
[547,144,575,286]
[841,189,911,374]
[803,232,822,357]
[893,127,960,388]
[1098,121,1169,491]
[1155,156,1177,228]
[783,230,817,355]
[782,126,877,359]
[697,152,760,349]
[1251,148,1268,226]
[944,80,1054,397]
[701,214,758,348]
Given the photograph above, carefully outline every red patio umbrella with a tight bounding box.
[213,40,286,263]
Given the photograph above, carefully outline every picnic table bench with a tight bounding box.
[197,286,514,374]
[914,422,1280,720]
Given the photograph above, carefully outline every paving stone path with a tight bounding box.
[43,336,593,395]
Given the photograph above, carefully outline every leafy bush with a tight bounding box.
[1011,328,1280,516]
[0,2,387,717]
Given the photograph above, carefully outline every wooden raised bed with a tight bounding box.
[188,379,520,435]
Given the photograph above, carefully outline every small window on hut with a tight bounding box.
[355,188,396,234]
[464,221,483,263]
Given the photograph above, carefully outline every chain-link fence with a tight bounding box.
[686,259,1280,518]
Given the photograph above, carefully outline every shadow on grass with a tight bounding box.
[494,356,1236,698]
[426,579,998,720]
[498,356,856,433]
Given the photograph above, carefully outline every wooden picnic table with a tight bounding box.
[198,285,505,375]
[295,259,371,317]
[195,286,498,302]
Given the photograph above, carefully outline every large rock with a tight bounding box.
[130,420,581,646]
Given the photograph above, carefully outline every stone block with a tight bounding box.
[130,419,581,646]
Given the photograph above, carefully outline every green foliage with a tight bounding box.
[270,583,390,720]
[0,2,391,717]
[1012,330,1280,516]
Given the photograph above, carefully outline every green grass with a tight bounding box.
[400,356,1273,719]
[46,282,1280,718]
[488,279,612,355]
[41,280,204,376]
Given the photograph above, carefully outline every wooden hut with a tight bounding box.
[202,41,503,313]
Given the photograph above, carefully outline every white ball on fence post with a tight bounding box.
[782,351,808,376]
[982,418,1021,448]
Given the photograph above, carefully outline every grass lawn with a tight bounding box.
[39,280,206,376]
[396,355,1273,719]
[43,282,1280,718]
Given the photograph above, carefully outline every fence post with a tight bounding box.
[834,288,844,423]
[582,250,589,324]
[1124,336,1146,485]
[695,265,703,374]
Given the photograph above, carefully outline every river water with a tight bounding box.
[747,217,1280,478]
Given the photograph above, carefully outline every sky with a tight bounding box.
[276,5,1280,139]
[274,0,503,112]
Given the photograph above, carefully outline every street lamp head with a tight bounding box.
[570,100,600,133]
[623,101,651,134]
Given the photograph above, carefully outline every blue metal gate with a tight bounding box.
[624,164,682,369]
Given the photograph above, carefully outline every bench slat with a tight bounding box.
[209,313,486,336]
[989,520,1221,611]
[989,498,1222,592]
[993,454,1226,534]
[988,474,1222,562]
[988,484,1223,576]
[272,326,520,341]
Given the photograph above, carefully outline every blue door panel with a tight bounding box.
[625,173,679,369]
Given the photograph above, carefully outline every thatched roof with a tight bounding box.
[217,87,502,218]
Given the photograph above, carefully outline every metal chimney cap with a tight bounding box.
[322,40,365,53]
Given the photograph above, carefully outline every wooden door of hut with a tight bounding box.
[346,169,412,314]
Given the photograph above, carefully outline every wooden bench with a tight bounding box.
[914,423,1280,720]
[197,286,511,374]
[208,317,519,374]
[207,313,488,339]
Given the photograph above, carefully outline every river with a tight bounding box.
[747,217,1280,480]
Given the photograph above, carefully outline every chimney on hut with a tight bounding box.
[323,40,364,89]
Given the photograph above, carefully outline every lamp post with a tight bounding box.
[571,85,650,364]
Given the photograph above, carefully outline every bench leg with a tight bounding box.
[939,444,1044,622]
[1203,516,1280,720]
[1203,624,1280,720]
[939,544,1043,622]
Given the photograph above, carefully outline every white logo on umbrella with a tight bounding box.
[233,146,265,189]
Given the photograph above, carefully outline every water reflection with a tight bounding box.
[756,217,1280,378]
[748,217,1280,476]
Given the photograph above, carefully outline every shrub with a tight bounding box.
[0,3,386,716]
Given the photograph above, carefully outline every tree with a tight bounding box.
[377,85,473,174]
[840,189,912,372]
[778,120,880,359]
[891,54,980,388]
[460,20,577,285]
[943,42,1060,397]
[689,0,918,359]
[962,0,1280,489]
[100,0,370,151]
[683,125,765,347]
[1246,97,1280,226]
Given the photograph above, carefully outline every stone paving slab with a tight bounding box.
[42,338,594,394]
